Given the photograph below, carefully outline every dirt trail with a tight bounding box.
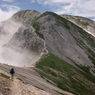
[0,63,74,95]
[10,78,51,95]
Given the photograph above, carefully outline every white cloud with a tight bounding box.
[34,0,95,18]
[3,0,13,2]
[0,5,20,22]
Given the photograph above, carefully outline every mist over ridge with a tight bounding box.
[0,13,44,67]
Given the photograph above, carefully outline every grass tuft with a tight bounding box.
[0,73,10,79]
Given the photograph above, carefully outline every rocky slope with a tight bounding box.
[34,12,95,74]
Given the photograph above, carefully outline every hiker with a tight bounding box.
[10,67,15,81]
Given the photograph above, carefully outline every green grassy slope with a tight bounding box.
[35,53,95,95]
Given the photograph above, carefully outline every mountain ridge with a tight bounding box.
[0,10,95,70]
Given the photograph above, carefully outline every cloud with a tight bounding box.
[0,5,20,22]
[3,0,13,2]
[33,0,95,18]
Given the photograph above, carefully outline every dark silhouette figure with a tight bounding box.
[10,67,15,81]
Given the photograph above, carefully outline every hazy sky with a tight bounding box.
[0,0,95,22]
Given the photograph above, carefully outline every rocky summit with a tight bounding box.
[0,10,95,95]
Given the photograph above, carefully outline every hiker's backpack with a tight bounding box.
[10,67,15,74]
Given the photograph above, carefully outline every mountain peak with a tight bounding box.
[11,10,42,23]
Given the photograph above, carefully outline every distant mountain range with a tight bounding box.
[0,10,95,95]
[61,14,95,37]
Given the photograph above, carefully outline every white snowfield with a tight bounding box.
[83,29,95,37]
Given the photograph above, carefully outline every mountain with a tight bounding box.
[0,10,95,95]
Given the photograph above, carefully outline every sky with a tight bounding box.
[0,0,95,22]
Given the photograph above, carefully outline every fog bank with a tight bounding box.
[0,20,42,67]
